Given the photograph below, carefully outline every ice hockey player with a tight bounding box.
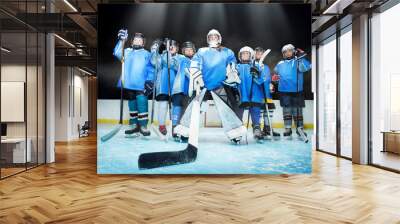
[176,29,246,144]
[274,44,311,138]
[254,47,281,138]
[113,30,152,137]
[171,41,196,142]
[237,46,267,141]
[144,39,163,99]
[153,39,180,137]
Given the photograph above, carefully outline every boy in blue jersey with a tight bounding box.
[237,46,267,140]
[254,47,281,138]
[274,44,311,137]
[171,41,196,142]
[152,40,180,136]
[113,30,152,136]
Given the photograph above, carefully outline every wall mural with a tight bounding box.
[97,3,313,174]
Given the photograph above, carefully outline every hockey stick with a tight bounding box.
[295,52,309,143]
[245,67,255,145]
[262,86,274,139]
[166,39,173,137]
[138,90,200,169]
[258,49,271,68]
[150,52,159,126]
[101,39,126,142]
[257,49,273,139]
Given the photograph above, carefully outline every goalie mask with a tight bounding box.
[132,32,145,49]
[281,44,295,59]
[181,41,196,58]
[238,46,254,64]
[207,29,222,48]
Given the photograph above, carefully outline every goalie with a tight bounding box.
[174,29,246,144]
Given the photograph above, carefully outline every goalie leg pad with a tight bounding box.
[175,88,207,137]
[174,124,190,138]
[226,126,247,141]
[210,91,246,140]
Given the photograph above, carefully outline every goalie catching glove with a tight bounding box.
[223,63,241,87]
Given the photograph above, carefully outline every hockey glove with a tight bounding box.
[271,73,280,82]
[158,42,166,54]
[223,63,241,87]
[117,29,128,41]
[295,48,306,57]
[250,66,260,78]
[150,41,161,53]
[144,81,154,97]
[188,68,204,97]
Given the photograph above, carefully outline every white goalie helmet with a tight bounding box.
[281,44,295,54]
[207,29,222,48]
[238,46,254,63]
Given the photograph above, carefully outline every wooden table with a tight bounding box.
[1,138,31,164]
[381,131,400,154]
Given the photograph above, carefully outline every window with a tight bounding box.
[317,35,337,154]
[339,28,352,158]
[0,1,47,179]
[370,3,400,171]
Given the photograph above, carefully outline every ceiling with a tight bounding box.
[0,0,390,74]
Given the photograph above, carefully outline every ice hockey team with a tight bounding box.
[113,28,311,144]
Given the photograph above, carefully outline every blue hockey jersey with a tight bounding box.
[190,47,236,90]
[237,63,268,105]
[113,40,152,91]
[153,52,180,96]
[274,57,311,93]
[172,55,191,95]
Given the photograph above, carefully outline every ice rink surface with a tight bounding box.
[98,124,312,174]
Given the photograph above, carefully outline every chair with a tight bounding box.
[78,121,90,138]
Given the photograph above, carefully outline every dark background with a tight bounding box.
[98,3,312,99]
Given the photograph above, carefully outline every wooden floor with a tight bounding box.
[373,151,400,171]
[1,135,400,224]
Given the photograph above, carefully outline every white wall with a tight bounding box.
[97,99,314,128]
[54,67,89,141]
[55,67,69,141]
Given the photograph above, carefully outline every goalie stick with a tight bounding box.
[138,90,201,169]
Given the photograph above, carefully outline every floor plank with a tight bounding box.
[1,135,400,224]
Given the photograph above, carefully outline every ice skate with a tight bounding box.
[125,125,140,138]
[283,128,292,139]
[253,125,263,143]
